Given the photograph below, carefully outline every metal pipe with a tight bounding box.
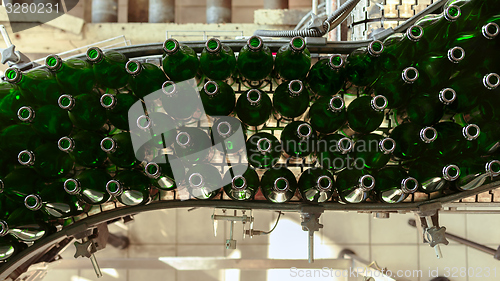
[149,0,175,23]
[312,0,318,15]
[206,0,231,24]
[92,0,118,23]
[264,0,288,9]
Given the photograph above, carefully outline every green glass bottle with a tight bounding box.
[298,168,334,203]
[345,40,384,86]
[373,166,418,203]
[24,181,84,219]
[246,132,281,169]
[17,105,73,140]
[0,168,40,203]
[352,134,396,170]
[272,80,310,121]
[335,168,375,203]
[222,165,259,201]
[58,131,107,168]
[476,121,500,155]
[415,46,465,90]
[236,35,274,81]
[86,47,128,89]
[200,38,236,80]
[428,122,480,160]
[281,121,317,158]
[45,54,95,94]
[459,96,498,126]
[389,122,437,160]
[58,93,107,131]
[173,127,214,164]
[0,124,44,158]
[380,25,428,71]
[260,165,297,203]
[144,153,179,191]
[101,132,139,168]
[346,95,388,134]
[162,38,200,82]
[135,112,176,149]
[306,54,345,96]
[372,67,419,109]
[275,36,311,81]
[235,89,272,127]
[184,164,221,200]
[448,30,498,68]
[0,82,26,127]
[100,92,139,131]
[454,158,500,191]
[444,0,499,32]
[415,5,462,52]
[4,207,55,242]
[159,80,204,123]
[403,88,456,126]
[4,67,61,105]
[64,169,112,205]
[448,71,500,113]
[308,95,346,134]
[0,235,27,262]
[211,116,247,155]
[18,143,74,179]
[199,80,236,116]
[125,60,167,98]
[406,157,460,193]
[107,170,150,206]
[316,134,353,170]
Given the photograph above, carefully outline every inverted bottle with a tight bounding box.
[306,54,345,96]
[236,35,274,81]
[454,158,500,191]
[245,132,281,169]
[45,54,95,94]
[58,93,107,131]
[64,169,112,205]
[173,127,214,164]
[107,170,151,206]
[389,122,437,160]
[0,124,44,159]
[280,121,317,158]
[200,38,236,80]
[260,166,298,203]
[162,38,200,82]
[316,134,354,171]
[210,116,247,156]
[275,36,311,81]
[403,88,456,126]
[135,111,176,149]
[0,82,29,127]
[100,132,140,168]
[346,95,388,134]
[86,47,129,89]
[100,91,139,131]
[4,67,61,105]
[380,25,427,71]
[373,166,418,204]
[335,168,375,204]
[184,164,221,200]
[272,80,310,121]
[144,153,180,191]
[58,131,107,168]
[406,157,460,193]
[415,46,465,90]
[308,95,346,134]
[447,71,500,113]
[235,89,272,127]
[17,104,73,140]
[199,80,236,116]
[222,165,259,201]
[18,143,74,179]
[345,40,384,87]
[352,134,396,170]
[414,5,462,52]
[428,121,480,160]
[125,60,167,99]
[298,168,335,203]
[372,67,419,109]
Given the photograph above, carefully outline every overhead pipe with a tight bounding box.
[206,0,231,24]
[149,0,175,23]
[264,0,288,9]
[92,0,118,23]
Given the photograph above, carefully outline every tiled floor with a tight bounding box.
[42,207,500,281]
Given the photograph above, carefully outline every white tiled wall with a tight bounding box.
[43,208,500,281]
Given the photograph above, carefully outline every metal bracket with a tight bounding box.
[73,223,110,278]
[414,209,449,259]
[212,209,253,250]
[0,25,34,70]
[300,206,324,263]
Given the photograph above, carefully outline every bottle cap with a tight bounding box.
[106,180,124,197]
[232,175,247,190]
[176,131,191,148]
[444,5,461,22]
[25,194,43,211]
[482,22,499,40]
[442,164,460,181]
[4,67,22,84]
[290,36,306,52]
[206,38,222,53]
[0,221,8,237]
[379,138,396,154]
[125,60,142,76]
[419,127,437,143]
[188,173,204,188]
[370,95,388,112]
[17,106,35,122]
[483,73,500,90]
[367,40,384,57]
[447,46,465,63]
[438,88,456,105]
[406,25,424,42]
[100,137,117,153]
[58,136,75,152]
[217,121,232,138]
[86,46,104,63]
[64,178,82,195]
[100,93,117,109]
[203,81,219,97]
[257,138,272,153]
[18,150,35,166]
[45,54,63,71]
[163,38,180,54]
[358,174,375,191]
[288,80,303,96]
[462,124,480,141]
[58,94,76,110]
[328,54,344,69]
[402,67,419,83]
[145,162,161,179]
[401,177,419,194]
[316,175,333,191]
[328,95,344,112]
[486,160,500,177]
[273,177,290,192]
[247,89,262,105]
[247,35,263,51]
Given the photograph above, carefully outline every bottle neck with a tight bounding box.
[419,127,438,143]
[328,96,344,113]
[206,38,222,54]
[316,175,332,191]
[136,115,152,131]
[18,150,35,166]
[379,138,396,154]
[204,81,220,98]
[247,36,263,51]
[0,220,8,236]
[163,38,180,54]
[17,106,35,122]
[106,180,124,197]
[217,121,232,139]
[273,177,290,192]
[443,5,461,22]
[188,173,204,188]
[447,46,465,64]
[370,95,388,112]
[58,94,76,111]
[289,36,306,52]
[162,81,177,96]
[256,138,272,154]
[176,132,192,148]
[337,137,353,154]
[288,80,303,97]
[462,124,480,141]
[483,73,500,90]
[231,175,247,190]
[486,160,500,177]
[327,54,344,70]
[367,40,384,57]
[125,60,142,76]
[64,178,82,195]
[442,164,460,181]
[438,88,456,105]
[58,136,75,152]
[358,175,375,192]
[401,177,418,194]
[296,123,313,140]
[100,93,117,109]
[402,67,419,84]
[86,47,104,64]
[4,67,22,84]
[406,25,424,42]
[25,194,43,211]
[45,54,63,72]
[145,162,162,179]
[101,137,118,153]
[246,89,262,106]
[482,22,499,40]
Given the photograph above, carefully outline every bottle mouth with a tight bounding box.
[100,137,117,153]
[483,73,500,90]
[257,138,272,153]
[58,136,75,152]
[136,115,152,130]
[176,131,191,147]
[482,22,499,40]
[462,124,480,141]
[358,175,375,191]
[447,46,465,63]
[288,80,303,96]
[273,177,290,192]
[217,121,232,138]
[443,164,460,181]
[163,38,180,53]
[438,88,456,105]
[328,95,344,112]
[370,95,388,112]
[368,40,384,56]
[316,175,333,191]
[189,173,204,188]
[297,123,313,139]
[25,194,43,211]
[486,160,500,177]
[203,81,219,97]
[45,54,62,71]
[17,106,35,122]
[145,162,161,178]
[125,60,142,76]
[64,178,82,195]
[86,46,104,63]
[162,81,177,95]
[0,180,4,194]
[402,67,419,83]
[100,93,117,109]
[444,5,461,22]
[18,150,35,166]
[58,94,76,110]
[4,67,21,83]
[406,25,424,42]
[247,35,263,51]
[0,221,8,237]
[206,38,222,53]
[401,177,418,194]
[420,127,437,143]
[106,180,123,196]
[232,175,247,190]
[328,54,344,69]
[247,89,262,105]
[289,36,306,52]
[379,138,396,154]
[338,137,354,154]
